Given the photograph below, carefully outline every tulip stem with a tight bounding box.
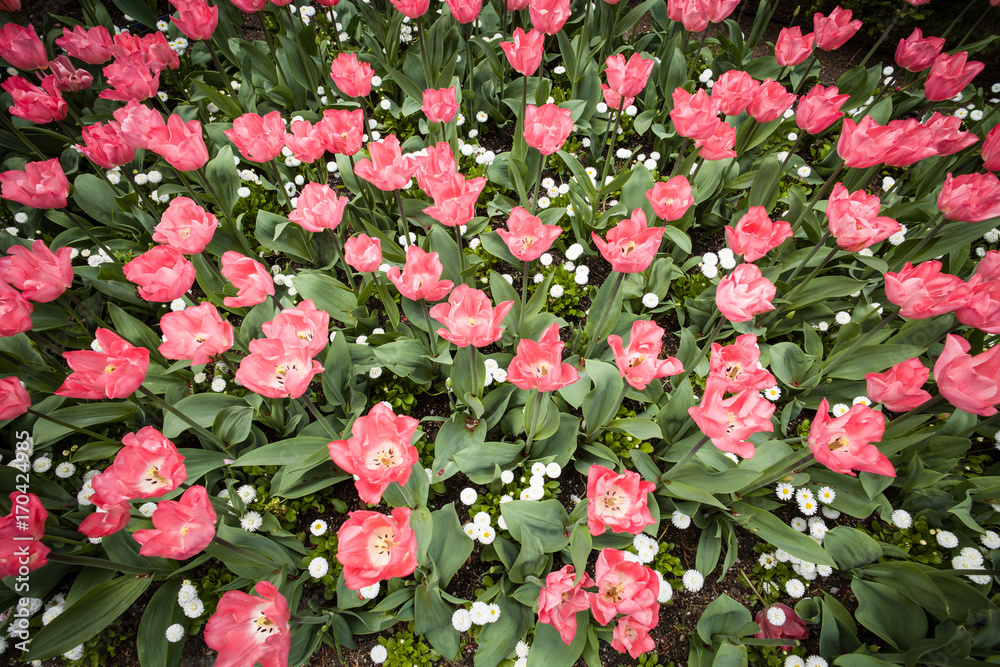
[515,75,528,159]
[137,385,226,450]
[586,381,630,443]
[417,16,433,87]
[889,211,946,273]
[790,162,843,233]
[469,345,480,399]
[422,301,437,354]
[669,136,690,178]
[0,114,46,160]
[454,223,468,284]
[518,260,530,335]
[121,168,161,216]
[65,211,121,271]
[583,271,624,358]
[26,408,109,441]
[663,434,709,480]
[792,51,818,95]
[686,30,709,81]
[857,8,901,70]
[940,0,974,39]
[192,167,256,257]
[599,96,626,192]
[823,309,898,375]
[464,24,475,119]
[778,244,839,315]
[204,39,240,108]
[393,189,409,247]
[47,552,167,577]
[301,393,339,440]
[673,315,724,389]
[778,134,802,175]
[523,389,543,453]
[529,151,544,213]
[736,450,814,496]
[266,161,294,211]
[740,568,770,609]
[56,294,96,333]
[328,229,357,292]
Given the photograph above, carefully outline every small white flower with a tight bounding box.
[682,569,704,592]
[500,470,514,484]
[240,511,263,532]
[786,579,806,598]
[470,601,489,625]
[982,530,1000,549]
[810,521,828,541]
[369,367,383,379]
[817,487,835,504]
[545,462,562,478]
[852,396,870,406]
[211,377,227,393]
[549,284,564,298]
[54,461,76,478]
[785,657,806,667]
[237,484,257,503]
[835,311,851,325]
[183,599,205,618]
[766,606,787,626]
[797,166,812,179]
[460,488,477,505]
[32,456,51,473]
[170,298,187,312]
[452,609,472,632]
[642,293,659,308]
[165,623,185,642]
[936,530,959,548]
[515,640,530,658]
[42,606,63,625]
[759,553,777,570]
[831,403,850,417]
[596,102,608,113]
[64,645,85,660]
[798,497,818,516]
[308,557,330,578]
[791,517,808,532]
[701,263,718,279]
[671,510,692,529]
[821,506,841,520]
[360,582,381,599]
[702,252,719,266]
[805,657,828,667]
[890,509,912,528]
[764,386,782,401]
[540,252,553,266]
[371,644,388,664]
[776,483,795,501]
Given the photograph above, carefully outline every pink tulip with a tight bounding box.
[590,548,659,627]
[318,108,364,156]
[0,240,74,303]
[80,121,135,170]
[670,88,720,141]
[528,0,571,34]
[865,358,932,412]
[755,603,809,650]
[809,398,892,476]
[955,276,1000,334]
[523,103,574,156]
[146,114,209,171]
[667,0,708,32]
[0,159,69,209]
[646,176,694,221]
[982,124,1000,172]
[56,25,113,65]
[159,302,234,367]
[422,87,459,123]
[695,121,737,160]
[895,28,944,73]
[153,197,218,254]
[2,75,66,125]
[328,403,420,504]
[506,322,579,392]
[934,334,1000,416]
[231,0,268,11]
[924,113,978,157]
[386,245,454,302]
[123,245,197,303]
[496,206,562,262]
[336,508,418,590]
[0,492,49,579]
[445,0,483,23]
[697,0,741,23]
[284,118,327,164]
[0,376,30,421]
[537,565,595,645]
[586,464,656,535]
[99,54,160,102]
[725,206,793,261]
[611,615,656,659]
[688,377,775,458]
[813,6,862,51]
[976,250,1000,282]
[344,234,383,273]
[171,0,218,41]
[708,334,776,393]
[925,51,984,102]
[885,261,967,319]
[602,84,635,113]
[137,32,180,72]
[826,182,901,252]
[607,320,683,390]
[329,52,373,98]
[0,23,47,70]
[716,263,776,322]
[0,282,32,337]
[56,328,149,400]
[133,485,216,560]
[747,79,797,123]
[390,0,431,18]
[205,582,290,667]
[412,141,458,194]
[0,0,21,7]
[880,119,939,168]
[711,70,759,116]
[605,53,654,99]
[837,116,898,168]
[112,99,165,151]
[49,55,93,92]
[774,26,814,67]
[592,208,665,273]
[288,183,349,233]
[261,299,330,358]
[938,172,1000,223]
[500,28,544,77]
[430,284,513,348]
[221,251,275,308]
[236,338,325,399]
[355,134,417,191]
[423,173,486,228]
[89,426,187,508]
[79,502,131,539]
[225,111,286,163]
[796,84,848,134]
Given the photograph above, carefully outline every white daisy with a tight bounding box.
[371,644,388,664]
[310,519,328,536]
[766,606,786,626]
[165,624,185,643]
[891,509,912,529]
[785,579,805,598]
[240,511,263,532]
[682,569,704,592]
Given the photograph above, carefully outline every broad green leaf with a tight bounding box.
[162,394,248,438]
[822,526,882,570]
[501,499,571,553]
[731,502,835,566]
[696,594,753,643]
[137,581,186,667]
[851,579,927,650]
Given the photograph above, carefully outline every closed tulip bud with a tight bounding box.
[796,84,848,134]
[924,51,984,102]
[894,28,944,73]
[774,26,814,67]
[813,6,862,52]
[500,28,544,77]
[934,334,1000,416]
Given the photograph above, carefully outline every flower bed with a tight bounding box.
[1,0,999,666]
